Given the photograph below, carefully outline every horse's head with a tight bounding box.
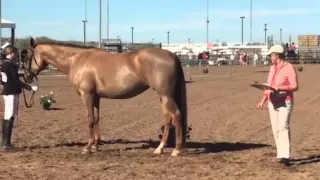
[22,37,48,83]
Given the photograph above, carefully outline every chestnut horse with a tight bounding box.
[22,37,188,156]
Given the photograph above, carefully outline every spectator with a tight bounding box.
[257,45,299,166]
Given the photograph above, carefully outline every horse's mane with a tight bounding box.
[36,40,99,50]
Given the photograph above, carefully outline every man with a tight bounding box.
[1,45,37,151]
[253,52,259,66]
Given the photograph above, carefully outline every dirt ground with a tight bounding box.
[0,64,319,180]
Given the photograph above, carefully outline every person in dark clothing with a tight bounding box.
[0,45,38,151]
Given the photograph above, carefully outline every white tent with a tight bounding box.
[0,19,16,46]
[0,19,16,29]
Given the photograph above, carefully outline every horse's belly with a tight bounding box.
[97,82,149,99]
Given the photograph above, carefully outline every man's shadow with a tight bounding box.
[291,155,320,165]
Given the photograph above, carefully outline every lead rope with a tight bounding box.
[22,88,36,108]
[22,74,38,108]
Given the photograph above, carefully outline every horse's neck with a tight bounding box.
[43,50,74,75]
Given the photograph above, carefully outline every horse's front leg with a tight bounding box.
[91,96,100,152]
[80,92,95,154]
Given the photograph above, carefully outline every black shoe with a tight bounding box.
[278,158,291,166]
[2,144,15,152]
[2,118,15,152]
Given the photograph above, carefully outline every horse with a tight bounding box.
[22,37,188,156]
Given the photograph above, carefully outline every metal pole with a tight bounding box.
[289,35,291,44]
[0,0,2,46]
[240,16,245,45]
[280,28,282,45]
[83,20,87,46]
[167,31,170,45]
[250,0,252,43]
[106,0,109,42]
[131,27,134,44]
[263,23,268,44]
[206,0,209,51]
[98,0,102,48]
[83,0,87,46]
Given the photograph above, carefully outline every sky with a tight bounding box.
[2,0,320,44]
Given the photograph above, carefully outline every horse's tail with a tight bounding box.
[173,55,188,145]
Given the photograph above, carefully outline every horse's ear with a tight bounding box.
[30,37,37,48]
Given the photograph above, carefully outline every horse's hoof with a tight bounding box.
[91,145,99,153]
[171,149,181,157]
[81,148,91,154]
[154,148,164,155]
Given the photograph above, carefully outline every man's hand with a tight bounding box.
[257,101,265,110]
[31,86,38,91]
[24,85,31,91]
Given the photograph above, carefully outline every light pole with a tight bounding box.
[82,0,87,46]
[131,27,134,44]
[289,35,291,44]
[82,20,87,46]
[98,0,102,48]
[280,28,282,44]
[106,0,109,42]
[206,0,209,50]
[240,16,245,45]
[263,23,268,44]
[250,0,252,43]
[0,0,2,46]
[167,31,170,45]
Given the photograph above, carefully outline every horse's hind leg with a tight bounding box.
[91,96,100,152]
[171,109,183,157]
[154,95,179,155]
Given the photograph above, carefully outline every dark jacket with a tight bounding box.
[1,59,30,95]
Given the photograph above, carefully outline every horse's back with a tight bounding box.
[71,47,180,98]
[133,48,180,92]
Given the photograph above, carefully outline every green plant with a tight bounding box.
[40,92,56,110]
[297,66,303,72]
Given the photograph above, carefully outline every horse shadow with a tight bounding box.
[20,139,270,154]
[138,140,270,154]
[185,141,270,154]
[55,139,269,154]
[291,155,320,165]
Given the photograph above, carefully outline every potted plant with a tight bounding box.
[40,92,56,110]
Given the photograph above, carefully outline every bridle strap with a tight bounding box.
[21,54,39,108]
[22,87,35,108]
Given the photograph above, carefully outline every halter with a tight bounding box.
[22,51,39,108]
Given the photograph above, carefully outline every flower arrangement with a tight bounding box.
[158,124,192,147]
[40,92,56,110]
[203,68,209,74]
